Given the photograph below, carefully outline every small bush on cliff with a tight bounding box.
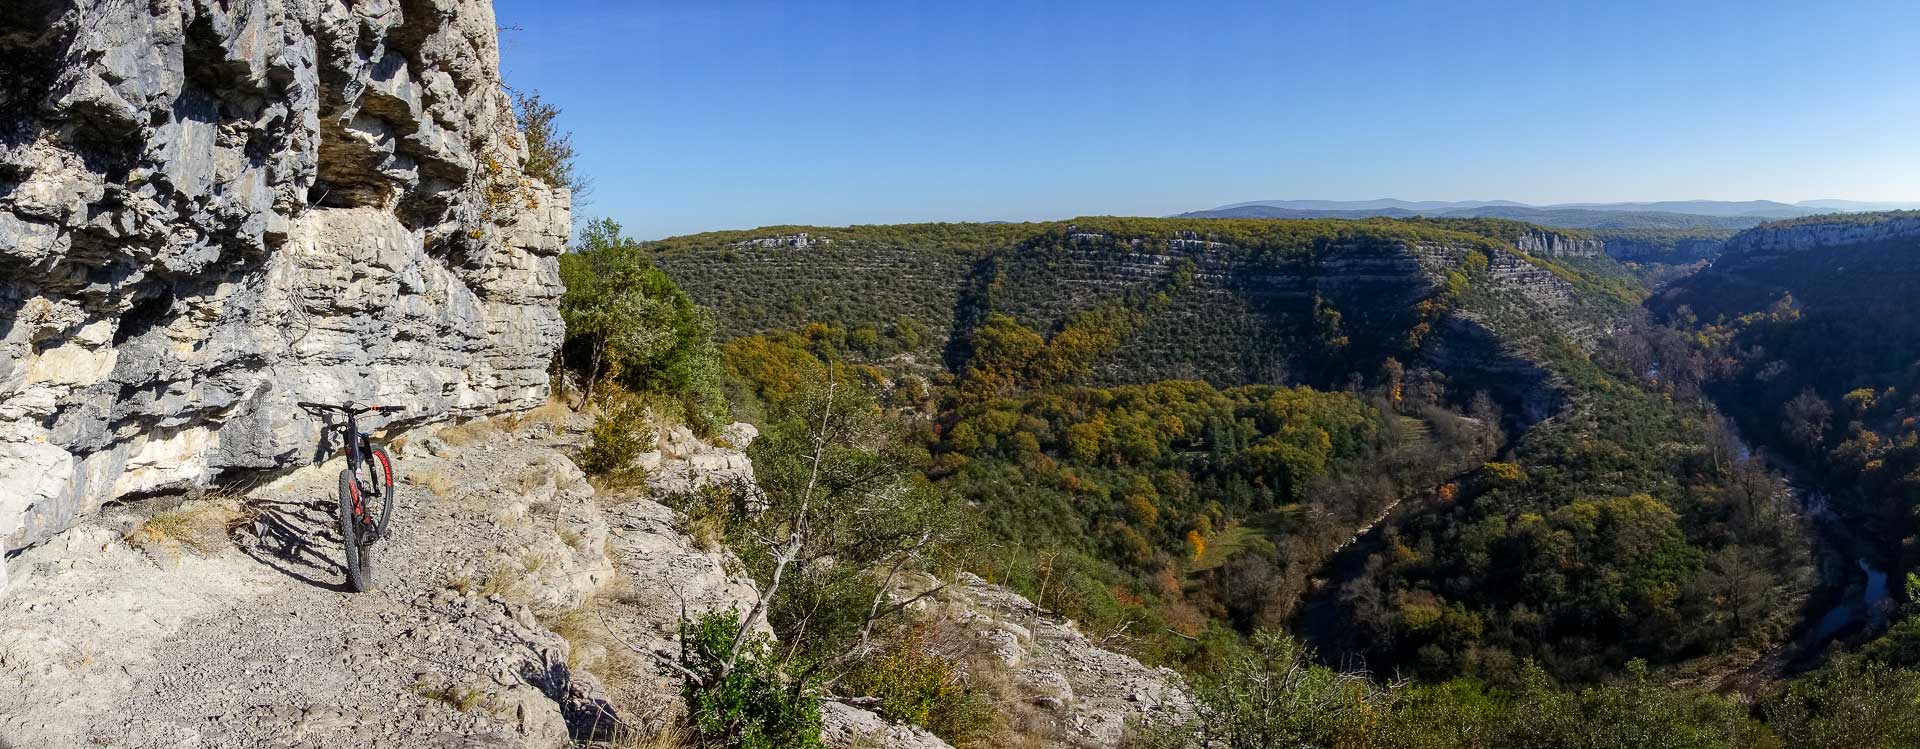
[578,385,656,484]
[510,87,591,199]
[561,217,728,432]
[838,621,990,745]
[676,611,824,749]
[1133,630,1392,749]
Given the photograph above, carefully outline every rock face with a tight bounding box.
[1515,229,1603,258]
[900,572,1192,748]
[659,228,1614,400]
[1723,212,1920,256]
[0,0,568,552]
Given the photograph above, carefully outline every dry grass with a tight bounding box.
[435,417,512,447]
[517,395,573,434]
[408,467,458,499]
[578,722,691,749]
[685,513,726,553]
[412,678,486,713]
[435,393,577,447]
[443,568,478,596]
[539,605,605,671]
[537,592,668,746]
[126,499,243,558]
[475,547,565,605]
[906,615,1060,749]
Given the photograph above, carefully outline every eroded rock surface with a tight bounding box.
[900,571,1193,748]
[0,413,605,748]
[0,0,568,554]
[1725,213,1920,255]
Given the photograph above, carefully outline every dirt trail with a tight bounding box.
[0,418,620,748]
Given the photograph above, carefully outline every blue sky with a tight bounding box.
[494,0,1920,239]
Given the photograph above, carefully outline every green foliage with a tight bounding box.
[838,623,990,745]
[508,88,590,198]
[652,215,1627,397]
[1764,657,1920,749]
[1749,209,1920,232]
[1134,630,1391,748]
[671,367,978,736]
[1380,661,1776,749]
[1660,231,1920,601]
[741,378,971,665]
[561,218,729,432]
[1142,631,1792,748]
[1132,630,1920,748]
[1355,379,1810,681]
[677,611,824,749]
[577,386,652,481]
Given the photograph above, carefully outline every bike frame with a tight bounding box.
[305,402,389,517]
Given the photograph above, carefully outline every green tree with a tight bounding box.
[698,368,972,700]
[559,218,728,429]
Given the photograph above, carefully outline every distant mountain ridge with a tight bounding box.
[1178,199,1920,231]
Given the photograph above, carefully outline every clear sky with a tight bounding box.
[493,0,1920,240]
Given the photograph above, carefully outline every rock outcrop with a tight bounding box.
[0,0,569,553]
[1723,212,1920,256]
[1515,229,1604,258]
[900,572,1192,748]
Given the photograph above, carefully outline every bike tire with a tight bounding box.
[337,468,376,592]
[366,444,397,541]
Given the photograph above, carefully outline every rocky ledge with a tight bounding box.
[1,409,1188,748]
[1724,212,1920,255]
[0,0,569,558]
[1515,229,1604,258]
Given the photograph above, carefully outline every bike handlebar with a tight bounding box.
[297,401,408,415]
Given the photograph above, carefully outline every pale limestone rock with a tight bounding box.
[0,0,570,551]
[819,701,956,749]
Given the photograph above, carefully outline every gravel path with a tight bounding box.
[0,421,611,748]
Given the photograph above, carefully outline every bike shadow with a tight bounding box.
[238,496,353,593]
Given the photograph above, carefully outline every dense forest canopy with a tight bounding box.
[561,211,1920,747]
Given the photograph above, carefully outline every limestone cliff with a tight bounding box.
[656,222,1627,427]
[1514,229,1603,258]
[1722,212,1920,256]
[0,0,569,552]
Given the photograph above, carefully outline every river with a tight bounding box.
[1735,432,1893,675]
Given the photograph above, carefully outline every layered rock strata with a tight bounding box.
[0,0,569,552]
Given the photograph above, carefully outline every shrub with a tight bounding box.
[579,387,655,481]
[677,612,823,749]
[838,623,990,745]
[509,87,590,198]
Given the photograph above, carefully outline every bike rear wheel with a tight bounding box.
[337,468,376,592]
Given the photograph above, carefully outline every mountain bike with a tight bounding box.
[298,401,406,592]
